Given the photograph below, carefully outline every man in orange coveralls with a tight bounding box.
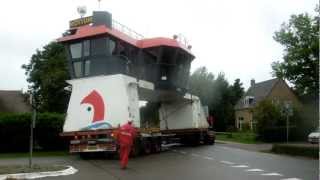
[117,120,137,169]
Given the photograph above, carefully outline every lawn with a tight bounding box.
[216,132,261,144]
[0,151,69,159]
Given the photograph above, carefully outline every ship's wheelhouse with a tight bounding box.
[58,11,194,98]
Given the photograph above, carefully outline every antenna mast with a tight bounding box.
[98,0,102,9]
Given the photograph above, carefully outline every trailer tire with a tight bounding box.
[131,140,142,157]
[152,139,161,153]
[142,139,152,155]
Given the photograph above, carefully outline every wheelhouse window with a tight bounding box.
[83,40,90,57]
[91,38,108,56]
[109,39,116,55]
[70,43,82,59]
[73,61,82,77]
[84,60,91,76]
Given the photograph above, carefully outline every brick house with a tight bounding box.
[0,90,31,113]
[234,78,301,130]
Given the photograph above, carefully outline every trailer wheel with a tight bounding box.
[131,140,142,157]
[152,139,161,153]
[143,139,152,155]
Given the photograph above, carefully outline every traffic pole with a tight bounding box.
[29,96,36,168]
[286,114,289,144]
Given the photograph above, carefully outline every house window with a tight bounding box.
[244,96,254,105]
[70,43,82,59]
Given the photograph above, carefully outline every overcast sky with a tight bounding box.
[0,0,317,91]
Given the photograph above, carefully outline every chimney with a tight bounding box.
[250,79,255,87]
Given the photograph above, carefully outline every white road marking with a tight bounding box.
[261,173,283,176]
[191,153,200,157]
[203,156,214,160]
[231,165,249,168]
[280,178,302,180]
[172,149,178,152]
[245,169,264,172]
[179,151,187,154]
[220,161,235,165]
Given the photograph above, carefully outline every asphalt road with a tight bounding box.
[1,143,317,180]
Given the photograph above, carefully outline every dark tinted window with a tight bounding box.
[91,38,107,56]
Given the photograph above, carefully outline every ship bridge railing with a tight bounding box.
[112,19,144,40]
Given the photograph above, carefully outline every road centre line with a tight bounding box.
[191,153,200,157]
[231,165,249,168]
[280,178,302,180]
[179,151,187,154]
[203,156,214,160]
[220,161,235,165]
[261,172,283,176]
[245,169,264,172]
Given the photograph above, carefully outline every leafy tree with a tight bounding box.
[272,7,319,98]
[189,67,244,131]
[230,78,245,105]
[189,67,215,106]
[22,42,70,113]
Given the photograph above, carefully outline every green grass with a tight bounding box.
[0,151,69,159]
[216,132,260,144]
[0,164,66,175]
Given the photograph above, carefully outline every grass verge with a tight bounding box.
[0,151,69,159]
[216,132,260,144]
[0,164,66,175]
[271,144,319,158]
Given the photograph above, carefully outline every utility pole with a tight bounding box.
[29,94,36,168]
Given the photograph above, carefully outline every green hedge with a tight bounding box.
[271,144,319,158]
[0,113,67,152]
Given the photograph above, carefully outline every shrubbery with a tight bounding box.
[254,100,300,142]
[0,113,67,152]
[271,144,319,158]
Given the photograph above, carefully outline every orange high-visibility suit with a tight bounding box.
[117,121,137,169]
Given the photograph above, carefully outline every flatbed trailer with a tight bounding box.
[60,127,215,156]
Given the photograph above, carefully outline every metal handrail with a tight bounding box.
[112,19,144,40]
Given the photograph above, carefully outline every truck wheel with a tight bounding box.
[190,134,200,146]
[206,137,215,145]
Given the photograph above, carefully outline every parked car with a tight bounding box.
[308,128,320,144]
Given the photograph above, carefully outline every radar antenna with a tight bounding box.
[77,6,87,18]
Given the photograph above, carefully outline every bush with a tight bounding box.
[271,144,319,158]
[254,100,300,142]
[0,113,67,152]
